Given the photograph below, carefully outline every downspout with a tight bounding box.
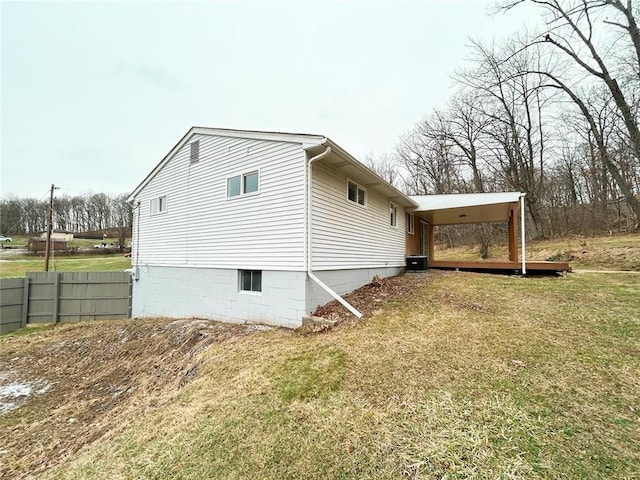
[133,201,141,280]
[307,146,363,318]
[520,193,526,276]
[134,202,141,264]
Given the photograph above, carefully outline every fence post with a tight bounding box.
[53,272,61,324]
[21,276,30,327]
[127,276,133,318]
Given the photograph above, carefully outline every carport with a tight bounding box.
[407,192,570,275]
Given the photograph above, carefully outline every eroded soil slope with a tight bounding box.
[0,318,268,479]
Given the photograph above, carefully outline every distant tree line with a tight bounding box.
[0,192,132,236]
[367,0,640,245]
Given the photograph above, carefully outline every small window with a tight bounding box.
[239,270,262,292]
[150,195,167,215]
[227,176,241,197]
[228,170,260,198]
[244,171,259,194]
[347,180,366,206]
[390,203,397,227]
[190,140,200,163]
[407,212,415,234]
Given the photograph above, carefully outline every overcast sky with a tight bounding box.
[1,0,538,199]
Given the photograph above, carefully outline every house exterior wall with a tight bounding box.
[310,161,407,270]
[39,232,74,242]
[54,233,74,242]
[131,266,307,328]
[129,131,413,328]
[132,134,307,271]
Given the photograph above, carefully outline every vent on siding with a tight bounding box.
[190,140,200,163]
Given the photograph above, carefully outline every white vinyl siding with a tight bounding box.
[133,135,306,270]
[311,162,406,270]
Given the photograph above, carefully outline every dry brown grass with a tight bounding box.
[434,232,640,271]
[1,268,639,479]
[0,318,268,479]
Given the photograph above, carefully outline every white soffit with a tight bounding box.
[306,141,417,208]
[410,192,523,225]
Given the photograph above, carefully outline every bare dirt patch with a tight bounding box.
[0,318,269,479]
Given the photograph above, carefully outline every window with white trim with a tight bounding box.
[390,203,397,227]
[406,212,415,234]
[228,170,259,198]
[150,195,167,215]
[347,180,366,206]
[239,270,262,292]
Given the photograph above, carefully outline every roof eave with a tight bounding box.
[320,138,418,208]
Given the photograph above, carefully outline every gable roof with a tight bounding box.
[410,192,523,225]
[127,127,417,208]
[127,127,329,202]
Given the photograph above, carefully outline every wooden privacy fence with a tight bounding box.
[0,271,132,334]
[0,277,27,333]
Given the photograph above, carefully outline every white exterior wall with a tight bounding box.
[132,266,307,328]
[129,132,412,327]
[310,161,407,270]
[132,134,307,271]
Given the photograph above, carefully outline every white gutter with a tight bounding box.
[306,146,363,319]
[520,193,526,275]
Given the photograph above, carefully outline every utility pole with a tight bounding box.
[44,184,57,272]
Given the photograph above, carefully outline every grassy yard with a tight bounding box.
[435,232,640,271]
[0,255,131,278]
[1,270,634,479]
[0,236,130,278]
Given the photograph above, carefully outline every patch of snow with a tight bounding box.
[0,376,52,415]
[0,382,32,398]
[0,402,17,414]
[36,384,52,395]
[244,324,272,332]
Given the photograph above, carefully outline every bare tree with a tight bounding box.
[501,0,640,228]
[1,192,133,237]
[428,92,496,192]
[458,39,554,238]
[364,153,401,187]
[0,197,25,235]
[397,113,465,194]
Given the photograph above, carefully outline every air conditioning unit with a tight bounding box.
[406,255,427,271]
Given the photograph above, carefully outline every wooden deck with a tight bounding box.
[427,260,571,275]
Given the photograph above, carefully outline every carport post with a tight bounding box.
[508,205,518,262]
[520,194,526,275]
